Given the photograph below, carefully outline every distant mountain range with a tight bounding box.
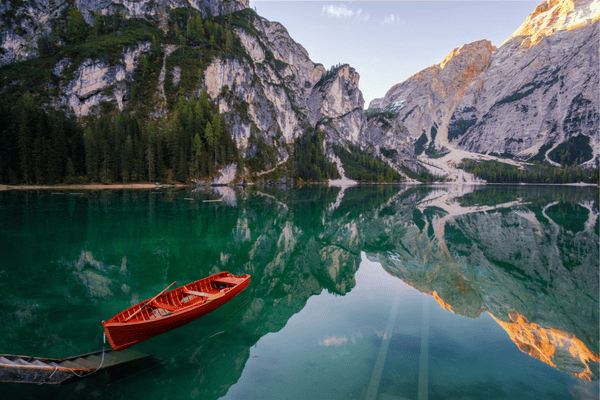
[0,0,598,185]
[367,0,599,181]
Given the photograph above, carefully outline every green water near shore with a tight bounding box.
[0,185,598,399]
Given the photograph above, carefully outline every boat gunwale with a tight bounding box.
[0,363,89,372]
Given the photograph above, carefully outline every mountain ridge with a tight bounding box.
[367,0,599,179]
[0,0,598,186]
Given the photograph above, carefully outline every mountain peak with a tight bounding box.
[440,39,496,70]
[504,0,600,47]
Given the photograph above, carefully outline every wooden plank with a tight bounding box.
[57,360,86,370]
[72,358,100,369]
[0,357,14,365]
[184,289,211,297]
[213,277,242,285]
[153,302,178,312]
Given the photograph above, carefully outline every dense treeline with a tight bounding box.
[0,92,239,185]
[0,94,85,184]
[293,127,339,182]
[333,144,403,182]
[400,165,440,183]
[0,4,248,186]
[547,134,594,166]
[460,159,599,184]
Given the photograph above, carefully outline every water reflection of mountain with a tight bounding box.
[0,187,363,398]
[355,184,599,381]
[0,184,597,398]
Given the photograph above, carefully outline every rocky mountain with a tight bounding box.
[1,0,372,184]
[0,0,248,65]
[368,0,599,170]
[1,0,598,186]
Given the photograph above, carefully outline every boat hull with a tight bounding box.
[102,272,250,351]
[0,349,156,385]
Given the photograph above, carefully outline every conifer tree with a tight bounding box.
[66,7,88,44]
[123,135,134,182]
[205,121,215,171]
[65,158,75,183]
[225,29,234,55]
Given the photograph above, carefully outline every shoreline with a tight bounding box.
[1,181,598,192]
[0,183,189,191]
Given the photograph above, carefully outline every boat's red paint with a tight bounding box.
[102,272,250,351]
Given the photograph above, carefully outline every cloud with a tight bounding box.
[322,4,354,19]
[380,14,405,26]
[322,5,369,22]
[355,9,370,23]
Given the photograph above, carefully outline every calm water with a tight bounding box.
[0,184,598,400]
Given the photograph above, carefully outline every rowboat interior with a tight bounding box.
[118,277,241,323]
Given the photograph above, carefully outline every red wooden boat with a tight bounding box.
[102,272,250,351]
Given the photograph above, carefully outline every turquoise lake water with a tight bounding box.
[0,184,598,399]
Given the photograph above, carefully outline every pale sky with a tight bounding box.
[250,1,539,107]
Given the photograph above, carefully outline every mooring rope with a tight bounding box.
[38,333,107,385]
[37,365,59,385]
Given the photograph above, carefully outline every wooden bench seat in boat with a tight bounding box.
[213,277,244,286]
[183,289,211,297]
[153,302,178,312]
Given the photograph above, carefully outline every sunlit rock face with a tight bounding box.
[366,40,495,154]
[490,312,599,380]
[505,0,600,47]
[455,0,599,164]
[367,0,600,166]
[364,185,599,380]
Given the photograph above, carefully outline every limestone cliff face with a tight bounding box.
[455,0,599,165]
[367,0,600,167]
[308,65,365,145]
[0,0,248,65]
[1,2,367,176]
[367,40,495,155]
[58,42,151,115]
[360,39,495,172]
[199,15,365,167]
[200,15,325,163]
[359,113,419,173]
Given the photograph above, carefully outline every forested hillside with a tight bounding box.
[1,1,598,186]
[0,6,245,185]
[1,3,400,185]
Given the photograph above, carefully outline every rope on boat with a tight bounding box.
[38,333,107,385]
[37,365,59,385]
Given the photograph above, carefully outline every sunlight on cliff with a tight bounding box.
[490,312,599,380]
[432,290,454,313]
[505,0,600,47]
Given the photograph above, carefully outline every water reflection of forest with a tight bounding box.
[0,184,597,398]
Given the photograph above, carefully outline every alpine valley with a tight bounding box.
[0,0,598,186]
